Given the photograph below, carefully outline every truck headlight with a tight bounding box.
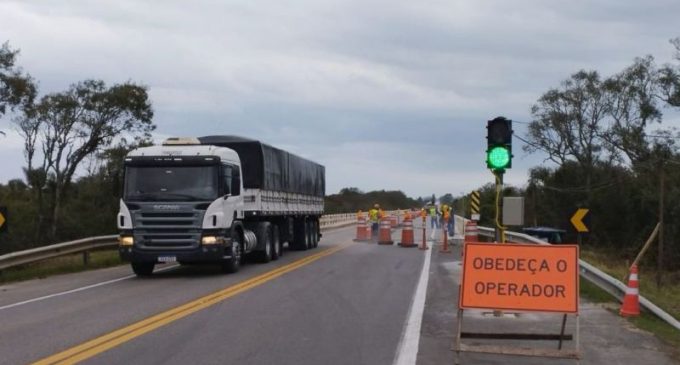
[119,236,134,246]
[202,236,224,245]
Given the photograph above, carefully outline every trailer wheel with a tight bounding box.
[222,240,242,274]
[312,220,319,248]
[256,222,273,263]
[271,226,281,261]
[131,262,155,277]
[292,218,308,251]
[306,221,314,250]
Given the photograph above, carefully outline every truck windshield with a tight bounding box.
[124,166,218,202]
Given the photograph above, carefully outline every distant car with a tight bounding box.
[522,227,566,244]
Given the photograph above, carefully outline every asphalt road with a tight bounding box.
[0,221,678,365]
[0,226,424,365]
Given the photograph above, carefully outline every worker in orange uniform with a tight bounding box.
[440,204,450,233]
[357,209,365,221]
[403,209,412,221]
[369,204,381,240]
[420,208,427,231]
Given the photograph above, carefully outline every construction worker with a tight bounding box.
[403,209,412,221]
[440,204,450,230]
[369,204,381,239]
[447,204,455,238]
[429,205,439,229]
[356,209,365,221]
[443,208,451,233]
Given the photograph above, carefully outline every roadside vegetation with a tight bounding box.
[0,41,154,255]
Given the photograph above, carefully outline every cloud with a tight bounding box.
[1,0,679,197]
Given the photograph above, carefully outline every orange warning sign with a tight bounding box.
[460,242,579,313]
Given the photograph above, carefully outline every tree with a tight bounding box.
[17,79,154,240]
[525,70,610,201]
[0,42,36,132]
[602,56,666,164]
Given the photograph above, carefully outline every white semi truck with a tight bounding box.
[117,136,325,276]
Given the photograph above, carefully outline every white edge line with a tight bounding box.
[0,265,178,311]
[393,243,433,365]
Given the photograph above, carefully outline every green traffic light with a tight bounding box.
[487,146,510,169]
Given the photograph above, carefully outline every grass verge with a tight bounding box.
[0,250,124,285]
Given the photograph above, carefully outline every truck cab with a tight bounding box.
[117,137,246,275]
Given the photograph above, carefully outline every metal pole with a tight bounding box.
[454,307,464,365]
[495,172,505,243]
[558,314,567,350]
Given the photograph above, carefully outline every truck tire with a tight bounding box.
[256,222,273,263]
[312,220,319,248]
[131,262,154,276]
[292,218,308,251]
[306,221,314,249]
[222,240,242,274]
[271,226,281,261]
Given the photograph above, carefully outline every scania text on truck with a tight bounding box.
[117,136,325,276]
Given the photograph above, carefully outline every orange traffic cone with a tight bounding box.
[464,221,478,243]
[378,217,394,245]
[620,265,640,317]
[353,217,371,242]
[398,217,416,247]
[390,215,399,228]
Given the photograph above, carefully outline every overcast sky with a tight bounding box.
[1,0,679,198]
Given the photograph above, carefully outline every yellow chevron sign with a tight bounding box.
[570,208,589,233]
[470,191,480,214]
[0,206,6,233]
[470,190,481,220]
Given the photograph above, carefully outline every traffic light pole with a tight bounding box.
[495,171,505,243]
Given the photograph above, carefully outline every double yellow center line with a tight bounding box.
[34,242,354,365]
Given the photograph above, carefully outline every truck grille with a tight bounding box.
[132,209,205,250]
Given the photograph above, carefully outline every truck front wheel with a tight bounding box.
[222,241,242,274]
[131,262,155,276]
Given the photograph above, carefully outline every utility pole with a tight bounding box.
[657,162,665,288]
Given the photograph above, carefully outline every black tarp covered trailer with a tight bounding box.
[198,136,325,197]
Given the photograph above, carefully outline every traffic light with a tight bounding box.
[486,117,513,171]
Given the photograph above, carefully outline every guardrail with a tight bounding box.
[475,224,680,331]
[0,212,359,272]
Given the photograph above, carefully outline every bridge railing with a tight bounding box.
[0,212,360,272]
[475,223,680,331]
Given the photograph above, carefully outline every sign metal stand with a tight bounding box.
[453,308,580,363]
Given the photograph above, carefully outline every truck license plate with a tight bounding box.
[158,256,177,263]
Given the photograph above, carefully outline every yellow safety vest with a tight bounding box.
[369,209,379,222]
